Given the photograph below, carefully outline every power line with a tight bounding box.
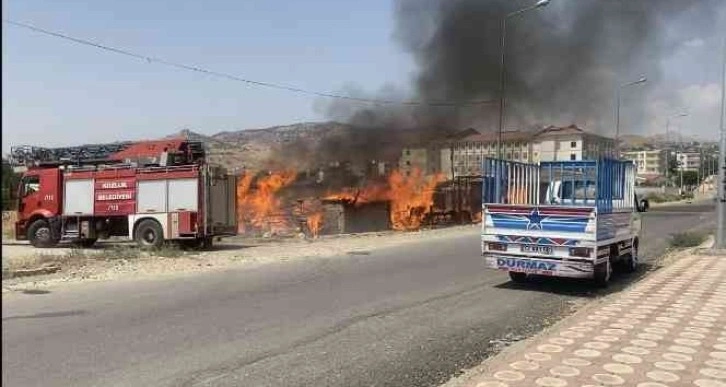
[3,19,496,108]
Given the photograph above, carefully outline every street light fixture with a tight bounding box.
[496,0,551,160]
[614,76,647,157]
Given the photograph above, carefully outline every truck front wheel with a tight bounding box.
[134,220,164,249]
[27,219,59,248]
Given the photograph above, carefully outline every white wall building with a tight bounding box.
[531,125,615,162]
[675,151,701,172]
[621,149,667,178]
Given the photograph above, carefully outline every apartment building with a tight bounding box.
[400,125,616,178]
[399,146,441,176]
[675,151,702,172]
[621,149,667,178]
[531,125,616,162]
[449,131,533,177]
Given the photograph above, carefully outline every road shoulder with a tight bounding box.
[2,224,480,293]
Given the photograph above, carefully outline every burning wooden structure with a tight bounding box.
[427,176,483,225]
[320,199,390,235]
[234,167,482,238]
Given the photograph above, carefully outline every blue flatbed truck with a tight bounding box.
[481,158,645,286]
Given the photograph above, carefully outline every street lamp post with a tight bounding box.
[614,76,647,157]
[664,112,688,186]
[496,0,550,159]
[495,0,549,203]
[717,37,726,249]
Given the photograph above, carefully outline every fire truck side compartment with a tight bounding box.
[63,179,95,215]
[206,168,237,234]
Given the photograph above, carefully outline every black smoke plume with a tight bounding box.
[324,0,722,134]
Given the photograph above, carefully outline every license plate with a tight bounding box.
[520,244,553,255]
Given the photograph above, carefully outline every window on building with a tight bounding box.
[570,153,577,161]
[514,152,520,159]
[405,161,411,166]
[405,149,411,156]
[571,141,577,148]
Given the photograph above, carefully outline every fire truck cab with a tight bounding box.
[11,139,237,249]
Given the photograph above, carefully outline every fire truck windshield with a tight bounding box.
[21,176,40,197]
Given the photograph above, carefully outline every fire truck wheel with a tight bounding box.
[201,237,213,249]
[134,220,164,249]
[77,239,97,248]
[27,219,59,248]
[179,238,203,250]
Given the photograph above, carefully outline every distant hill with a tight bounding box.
[170,122,715,172]
[620,132,710,149]
[168,122,454,173]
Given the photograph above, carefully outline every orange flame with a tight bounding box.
[472,210,483,224]
[306,212,323,239]
[237,171,297,234]
[323,168,445,231]
[388,169,446,231]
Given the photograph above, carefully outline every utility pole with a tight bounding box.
[679,126,684,195]
[665,119,670,184]
[717,36,726,249]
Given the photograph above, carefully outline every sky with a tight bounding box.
[2,0,412,153]
[2,0,725,155]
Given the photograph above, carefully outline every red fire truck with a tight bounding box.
[9,139,237,249]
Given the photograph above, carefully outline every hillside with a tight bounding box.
[170,122,453,173]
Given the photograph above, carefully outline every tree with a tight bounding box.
[1,161,21,210]
[680,170,700,188]
[666,157,679,182]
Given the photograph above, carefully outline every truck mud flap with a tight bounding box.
[485,255,594,279]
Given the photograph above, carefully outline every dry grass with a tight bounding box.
[669,231,707,248]
[5,243,187,276]
[2,211,17,240]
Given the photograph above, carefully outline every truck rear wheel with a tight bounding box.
[593,259,612,287]
[27,219,59,248]
[509,272,528,283]
[134,220,164,249]
[622,241,639,273]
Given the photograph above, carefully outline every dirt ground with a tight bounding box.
[1,224,480,291]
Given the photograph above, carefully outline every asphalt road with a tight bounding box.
[2,202,717,387]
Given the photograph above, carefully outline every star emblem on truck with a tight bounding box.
[526,209,544,230]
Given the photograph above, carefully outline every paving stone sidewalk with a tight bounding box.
[463,251,726,387]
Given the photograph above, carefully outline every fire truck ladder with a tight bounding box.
[9,143,133,168]
[10,140,206,168]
